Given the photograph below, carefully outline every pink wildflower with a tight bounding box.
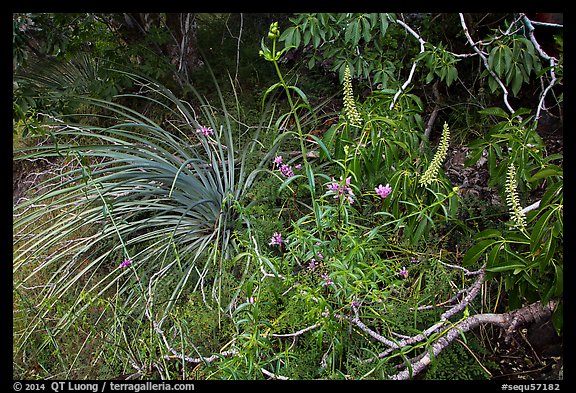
[398,266,409,279]
[326,176,355,203]
[322,273,333,286]
[196,126,214,137]
[119,258,132,269]
[375,183,392,199]
[269,232,283,246]
[279,164,294,178]
[308,258,317,270]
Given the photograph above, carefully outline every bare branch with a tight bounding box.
[389,18,425,110]
[423,81,440,142]
[367,269,486,360]
[351,316,399,348]
[459,13,515,115]
[522,14,561,121]
[390,300,558,380]
[530,20,563,28]
[390,16,479,111]
[521,200,541,214]
[411,288,467,311]
[236,14,243,83]
[261,368,289,380]
[270,323,321,338]
[436,260,485,276]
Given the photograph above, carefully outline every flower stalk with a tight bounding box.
[419,122,451,187]
[342,65,363,128]
[506,163,527,230]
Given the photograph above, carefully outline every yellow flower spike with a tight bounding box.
[505,163,527,230]
[342,65,363,128]
[419,122,451,187]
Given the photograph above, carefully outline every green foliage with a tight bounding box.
[463,110,563,327]
[484,35,542,96]
[280,13,403,87]
[12,13,190,137]
[14,53,131,132]
[423,337,493,380]
[466,108,560,199]
[13,68,285,373]
[314,83,457,246]
[13,14,562,380]
[416,43,460,86]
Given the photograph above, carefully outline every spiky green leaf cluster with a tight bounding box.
[12,69,287,342]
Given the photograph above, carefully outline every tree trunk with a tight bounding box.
[164,13,200,87]
[109,13,200,88]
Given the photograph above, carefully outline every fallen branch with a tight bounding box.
[390,299,558,380]
[360,267,486,360]
[141,236,558,381]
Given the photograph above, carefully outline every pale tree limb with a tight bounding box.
[531,20,563,28]
[520,178,563,215]
[270,323,321,338]
[261,368,289,380]
[521,14,561,121]
[471,13,525,48]
[459,13,515,115]
[390,16,478,112]
[419,80,441,154]
[356,267,486,360]
[521,200,541,215]
[235,13,243,85]
[423,80,440,141]
[142,242,558,381]
[390,13,560,123]
[389,13,511,136]
[389,18,426,110]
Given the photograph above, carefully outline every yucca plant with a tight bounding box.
[13,66,288,363]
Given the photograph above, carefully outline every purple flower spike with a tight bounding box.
[269,232,283,246]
